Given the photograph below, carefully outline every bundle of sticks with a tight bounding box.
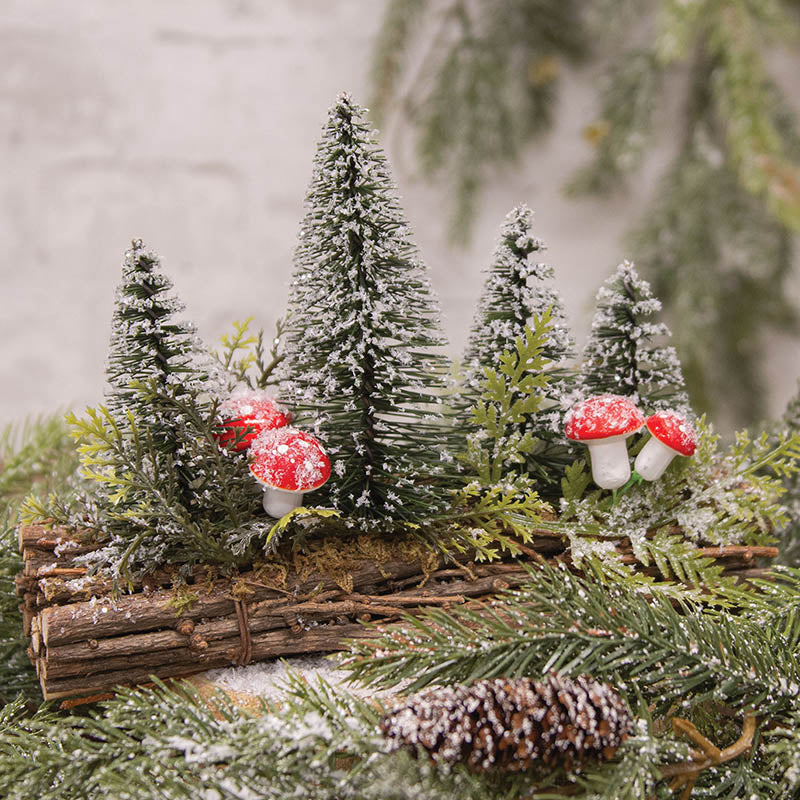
[15,523,776,700]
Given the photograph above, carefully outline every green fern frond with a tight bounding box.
[464,315,554,487]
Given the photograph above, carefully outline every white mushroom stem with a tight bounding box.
[585,437,633,490]
[262,487,305,518]
[634,437,679,481]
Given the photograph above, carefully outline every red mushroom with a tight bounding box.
[565,395,645,489]
[249,427,331,517]
[634,411,697,481]
[215,391,292,452]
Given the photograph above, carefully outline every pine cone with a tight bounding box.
[380,674,633,773]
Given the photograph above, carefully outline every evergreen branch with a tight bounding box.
[256,317,287,388]
[427,482,550,562]
[48,388,262,584]
[212,317,286,391]
[0,415,77,506]
[370,0,428,125]
[0,414,77,708]
[765,705,800,794]
[214,317,261,377]
[711,2,800,230]
[371,0,585,240]
[567,49,663,195]
[341,562,800,720]
[0,677,531,799]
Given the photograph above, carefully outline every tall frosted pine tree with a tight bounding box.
[579,261,689,414]
[279,94,456,524]
[460,206,575,493]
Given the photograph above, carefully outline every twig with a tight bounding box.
[659,714,757,798]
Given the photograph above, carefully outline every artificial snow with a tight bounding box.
[204,655,402,704]
[218,390,291,426]
[564,394,645,440]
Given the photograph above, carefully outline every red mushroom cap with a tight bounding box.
[249,427,331,492]
[645,411,697,456]
[216,392,292,452]
[564,394,645,442]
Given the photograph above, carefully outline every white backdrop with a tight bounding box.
[1,0,799,430]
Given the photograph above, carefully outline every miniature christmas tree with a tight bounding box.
[54,242,264,580]
[105,240,205,495]
[461,205,573,409]
[278,94,457,524]
[460,206,575,493]
[579,260,689,413]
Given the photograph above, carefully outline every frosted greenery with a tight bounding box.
[370,0,800,428]
[343,563,800,796]
[0,415,77,705]
[459,207,576,496]
[104,240,209,504]
[460,205,573,412]
[555,419,800,591]
[23,243,266,584]
[462,315,568,501]
[579,260,689,414]
[278,93,458,526]
[4,414,800,796]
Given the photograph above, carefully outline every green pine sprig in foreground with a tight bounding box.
[0,675,540,800]
[5,562,800,798]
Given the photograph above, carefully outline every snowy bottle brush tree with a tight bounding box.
[104,240,206,496]
[52,241,264,580]
[278,94,457,524]
[460,205,573,408]
[460,206,575,494]
[579,260,689,414]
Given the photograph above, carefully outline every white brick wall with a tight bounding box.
[1,1,798,430]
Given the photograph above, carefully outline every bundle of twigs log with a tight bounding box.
[16,523,777,701]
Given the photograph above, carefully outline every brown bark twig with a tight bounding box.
[659,714,757,799]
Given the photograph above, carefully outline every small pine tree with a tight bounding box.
[278,94,457,524]
[579,260,689,413]
[58,241,264,580]
[461,205,573,407]
[105,240,204,488]
[460,206,575,494]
